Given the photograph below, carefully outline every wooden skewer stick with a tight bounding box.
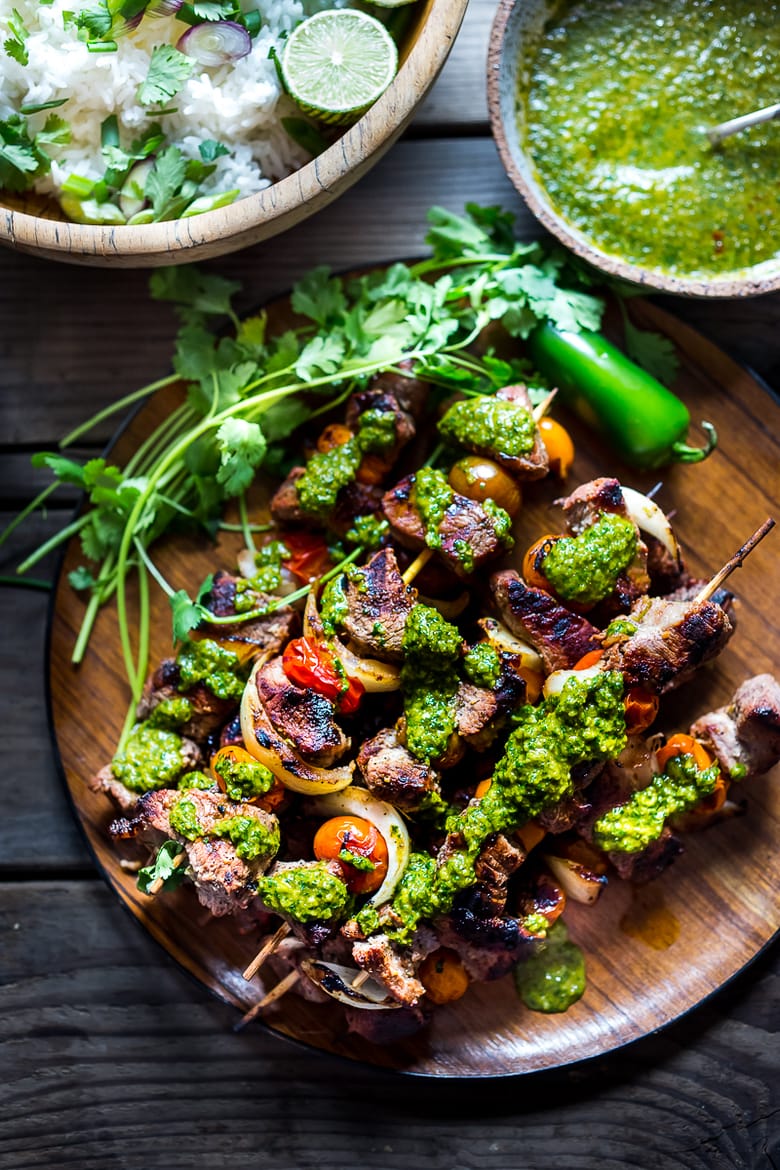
[532,387,558,422]
[242,921,291,981]
[351,969,371,992]
[402,546,434,586]
[694,518,775,605]
[706,101,780,146]
[147,849,186,896]
[234,969,300,1031]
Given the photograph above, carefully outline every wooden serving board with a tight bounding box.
[49,294,780,1077]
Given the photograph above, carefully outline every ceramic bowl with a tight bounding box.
[0,0,467,268]
[487,0,780,298]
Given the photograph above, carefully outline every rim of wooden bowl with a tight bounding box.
[0,0,467,268]
[486,0,780,299]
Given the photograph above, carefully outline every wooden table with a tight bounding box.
[1,2,779,1165]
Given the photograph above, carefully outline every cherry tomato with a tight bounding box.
[313,815,388,895]
[448,456,522,518]
[356,452,389,486]
[210,744,286,811]
[538,417,575,479]
[474,777,492,799]
[282,637,364,714]
[317,423,353,454]
[521,534,560,591]
[418,947,470,1004]
[624,687,659,734]
[655,733,714,774]
[281,531,332,583]
[517,664,544,704]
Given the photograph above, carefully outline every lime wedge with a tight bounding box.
[281,9,399,125]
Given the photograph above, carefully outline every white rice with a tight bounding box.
[0,0,335,202]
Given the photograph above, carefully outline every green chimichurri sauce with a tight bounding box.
[319,575,349,636]
[246,539,289,595]
[514,921,587,1012]
[410,467,454,553]
[463,642,502,688]
[212,814,280,861]
[401,604,462,763]
[543,513,637,606]
[357,672,626,941]
[258,862,352,923]
[176,638,246,701]
[169,797,202,841]
[438,397,536,458]
[211,754,276,803]
[111,723,190,793]
[523,0,780,277]
[296,409,396,518]
[592,753,720,853]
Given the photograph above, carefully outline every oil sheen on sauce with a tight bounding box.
[523,0,780,278]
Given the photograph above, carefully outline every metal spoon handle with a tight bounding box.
[706,101,780,145]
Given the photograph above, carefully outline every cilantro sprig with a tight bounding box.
[4,203,620,749]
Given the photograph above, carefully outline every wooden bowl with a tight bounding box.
[0,0,467,269]
[487,0,780,299]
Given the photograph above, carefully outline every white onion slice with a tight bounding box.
[299,959,399,1010]
[621,486,680,564]
[543,663,601,698]
[544,855,607,905]
[240,661,353,795]
[477,617,544,672]
[304,784,410,908]
[304,591,400,693]
[177,20,251,66]
[418,591,470,620]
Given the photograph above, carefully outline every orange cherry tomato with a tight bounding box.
[655,733,714,774]
[418,948,470,1004]
[624,687,660,734]
[313,815,389,895]
[522,534,560,592]
[538,417,575,479]
[516,821,546,854]
[448,456,522,518]
[356,452,389,486]
[210,744,286,811]
[316,423,353,454]
[474,777,492,799]
[517,665,544,704]
[572,649,605,671]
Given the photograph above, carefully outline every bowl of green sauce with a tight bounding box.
[487,0,780,297]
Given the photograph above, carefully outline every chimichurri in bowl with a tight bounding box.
[487,0,780,297]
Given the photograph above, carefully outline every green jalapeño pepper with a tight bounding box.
[527,323,717,471]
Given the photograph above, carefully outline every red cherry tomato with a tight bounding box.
[313,815,389,894]
[281,637,364,714]
[623,687,660,734]
[281,531,332,583]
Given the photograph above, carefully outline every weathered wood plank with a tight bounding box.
[414,0,493,127]
[1,137,779,446]
[0,513,92,871]
[0,882,777,1170]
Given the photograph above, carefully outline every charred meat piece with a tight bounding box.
[332,546,417,662]
[601,595,733,694]
[490,570,601,672]
[91,735,203,812]
[201,571,299,654]
[645,534,686,596]
[690,673,780,780]
[606,828,684,884]
[436,900,533,981]
[437,384,549,480]
[259,859,347,945]
[383,473,513,580]
[137,659,237,744]
[111,788,279,916]
[471,833,526,917]
[350,932,428,1007]
[360,360,430,418]
[255,655,350,767]
[357,726,439,811]
[270,467,384,531]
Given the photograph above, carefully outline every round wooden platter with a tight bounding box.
[49,292,780,1077]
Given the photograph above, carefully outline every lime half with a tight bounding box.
[281,9,399,125]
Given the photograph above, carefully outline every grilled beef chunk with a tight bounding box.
[439,383,548,479]
[201,571,299,652]
[490,570,601,672]
[357,726,439,810]
[606,829,684,884]
[137,662,236,744]
[334,546,417,662]
[270,467,384,529]
[255,655,350,766]
[471,833,526,916]
[383,474,512,579]
[111,788,279,916]
[436,901,532,981]
[690,673,780,780]
[92,735,203,812]
[350,933,428,1006]
[601,595,733,693]
[645,534,686,596]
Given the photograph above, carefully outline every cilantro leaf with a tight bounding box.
[4,7,29,65]
[170,589,207,642]
[190,0,234,17]
[0,117,47,191]
[36,115,70,150]
[291,267,346,326]
[74,0,112,41]
[137,840,187,894]
[68,566,97,591]
[198,138,229,161]
[31,451,87,486]
[619,304,679,385]
[294,333,346,379]
[150,266,241,319]
[145,144,187,217]
[215,417,266,496]
[138,44,193,107]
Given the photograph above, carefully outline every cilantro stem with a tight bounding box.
[134,538,175,598]
[125,402,194,477]
[16,512,92,574]
[0,574,51,591]
[238,493,255,555]
[0,482,59,551]
[58,374,180,449]
[218,521,273,534]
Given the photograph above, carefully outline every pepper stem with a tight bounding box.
[671,421,718,464]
